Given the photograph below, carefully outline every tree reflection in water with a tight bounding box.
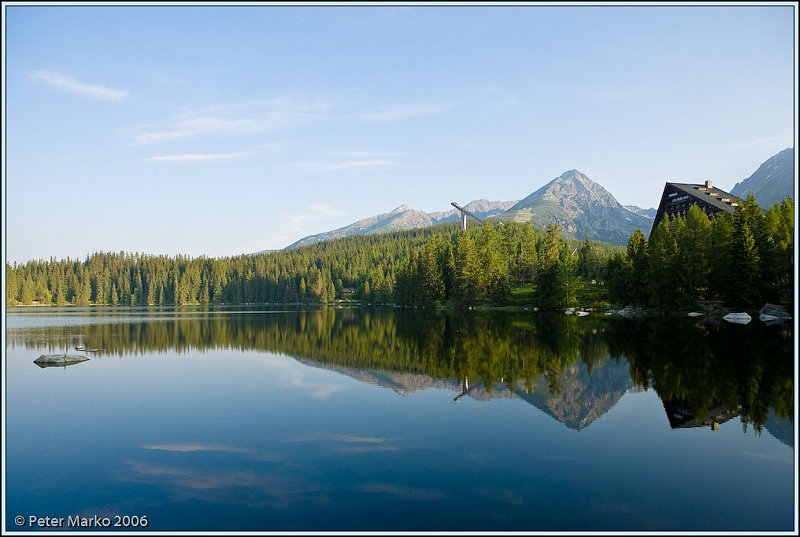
[9,306,793,433]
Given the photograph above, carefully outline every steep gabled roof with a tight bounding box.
[667,182,741,213]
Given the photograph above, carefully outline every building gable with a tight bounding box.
[652,180,740,233]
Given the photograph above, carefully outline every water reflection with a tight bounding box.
[6,307,795,531]
[7,306,794,435]
[511,359,635,430]
[609,315,795,435]
[662,395,740,431]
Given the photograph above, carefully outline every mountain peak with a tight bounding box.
[512,169,620,212]
[391,204,409,213]
[497,169,652,245]
[559,169,587,180]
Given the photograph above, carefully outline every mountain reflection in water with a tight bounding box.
[8,306,794,436]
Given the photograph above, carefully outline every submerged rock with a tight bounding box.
[34,354,89,368]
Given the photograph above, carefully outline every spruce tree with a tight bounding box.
[732,206,761,307]
[625,229,649,305]
[679,205,711,300]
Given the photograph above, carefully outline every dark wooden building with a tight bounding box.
[652,180,740,233]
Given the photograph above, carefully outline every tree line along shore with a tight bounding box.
[6,194,793,312]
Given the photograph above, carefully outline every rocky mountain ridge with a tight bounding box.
[285,169,651,248]
[493,169,654,245]
[286,199,517,249]
[624,205,657,218]
[730,147,794,209]
[281,149,794,250]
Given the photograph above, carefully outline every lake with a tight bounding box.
[4,306,796,532]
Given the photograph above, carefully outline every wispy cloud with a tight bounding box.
[119,461,325,509]
[287,433,389,444]
[286,433,400,453]
[361,103,444,122]
[296,159,397,172]
[144,151,253,163]
[357,483,449,501]
[260,350,351,399]
[286,369,349,399]
[295,150,403,172]
[29,70,128,100]
[142,443,250,454]
[141,442,285,463]
[131,98,328,145]
[334,159,395,169]
[136,117,267,144]
[337,445,401,453]
[330,151,404,159]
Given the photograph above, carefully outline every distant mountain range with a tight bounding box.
[427,199,518,224]
[286,170,654,248]
[280,148,794,251]
[624,205,657,219]
[286,199,517,249]
[730,147,794,209]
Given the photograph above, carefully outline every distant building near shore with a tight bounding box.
[652,180,741,233]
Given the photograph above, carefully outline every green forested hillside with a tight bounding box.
[606,195,794,308]
[7,194,792,310]
[6,221,618,309]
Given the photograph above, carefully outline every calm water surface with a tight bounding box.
[4,306,796,532]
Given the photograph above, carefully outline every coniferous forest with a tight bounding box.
[606,194,794,309]
[5,194,794,311]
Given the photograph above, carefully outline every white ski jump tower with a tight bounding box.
[451,202,484,231]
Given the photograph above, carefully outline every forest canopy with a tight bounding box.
[6,194,793,310]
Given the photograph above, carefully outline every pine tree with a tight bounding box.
[605,252,630,304]
[451,232,480,306]
[418,247,445,306]
[707,212,735,302]
[648,218,687,309]
[539,223,562,271]
[625,229,649,305]
[732,206,761,307]
[742,194,778,301]
[765,197,794,302]
[513,224,538,285]
[6,265,19,304]
[535,224,577,308]
[20,275,35,304]
[679,205,711,300]
[361,279,370,301]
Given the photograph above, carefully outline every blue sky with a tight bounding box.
[3,3,796,263]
